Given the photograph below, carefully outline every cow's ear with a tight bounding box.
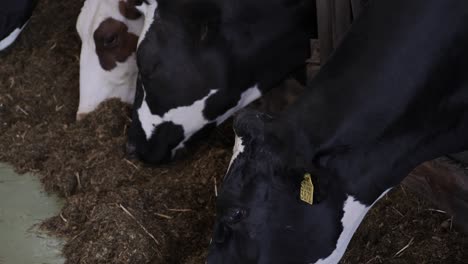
[233,110,274,142]
[119,0,145,20]
[182,1,221,43]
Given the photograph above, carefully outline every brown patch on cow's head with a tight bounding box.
[119,0,143,20]
[93,18,138,71]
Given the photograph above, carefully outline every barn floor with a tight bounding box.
[0,0,467,263]
[0,165,64,264]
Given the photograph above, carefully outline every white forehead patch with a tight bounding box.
[226,135,245,172]
[137,0,158,47]
[314,190,391,264]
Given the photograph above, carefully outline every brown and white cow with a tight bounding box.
[76,0,144,120]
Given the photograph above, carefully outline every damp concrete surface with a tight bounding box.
[0,164,64,264]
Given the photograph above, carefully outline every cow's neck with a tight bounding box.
[303,117,468,264]
[271,1,468,262]
[253,28,312,93]
[241,0,316,93]
[324,127,468,205]
[313,191,390,264]
[278,0,468,204]
[287,106,468,264]
[281,68,468,207]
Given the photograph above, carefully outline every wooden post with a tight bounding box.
[333,0,351,48]
[316,0,352,63]
[351,0,364,18]
[316,0,334,62]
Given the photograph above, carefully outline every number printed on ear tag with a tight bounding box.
[300,173,314,205]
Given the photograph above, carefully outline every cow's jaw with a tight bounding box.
[313,190,391,264]
[77,46,138,118]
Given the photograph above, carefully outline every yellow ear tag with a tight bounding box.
[300,173,314,205]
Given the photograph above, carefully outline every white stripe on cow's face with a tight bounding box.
[227,135,245,172]
[313,190,391,264]
[137,0,158,47]
[0,21,28,51]
[215,86,262,125]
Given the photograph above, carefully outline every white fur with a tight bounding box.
[215,86,262,125]
[0,21,28,51]
[76,0,144,119]
[173,86,262,153]
[138,86,217,140]
[227,135,245,171]
[137,0,157,47]
[220,86,261,169]
[137,84,261,156]
[314,190,391,264]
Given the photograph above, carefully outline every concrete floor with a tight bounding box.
[0,164,64,264]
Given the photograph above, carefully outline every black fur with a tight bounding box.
[208,0,468,263]
[127,0,317,164]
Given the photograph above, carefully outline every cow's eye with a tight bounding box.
[103,34,119,48]
[223,208,247,225]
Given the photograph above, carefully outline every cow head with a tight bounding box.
[76,0,144,120]
[127,0,317,164]
[207,110,387,264]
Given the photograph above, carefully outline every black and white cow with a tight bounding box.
[208,0,468,263]
[126,0,317,164]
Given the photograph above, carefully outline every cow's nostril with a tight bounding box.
[214,223,230,244]
[76,113,87,121]
[173,147,189,161]
[126,142,137,159]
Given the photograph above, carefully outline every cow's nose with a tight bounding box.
[206,248,223,264]
[214,223,230,244]
[173,146,189,161]
[126,142,138,159]
[76,112,87,121]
